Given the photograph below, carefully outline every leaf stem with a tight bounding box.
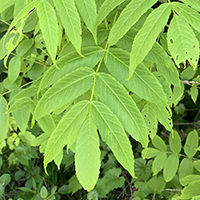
[90,42,109,101]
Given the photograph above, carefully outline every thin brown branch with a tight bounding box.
[181,80,200,85]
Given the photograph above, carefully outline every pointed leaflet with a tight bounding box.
[34,67,94,119]
[39,46,103,91]
[129,3,171,78]
[91,101,135,178]
[75,0,97,42]
[95,72,148,147]
[145,42,180,88]
[180,0,200,12]
[172,2,200,34]
[0,96,9,143]
[53,0,82,54]
[106,48,168,106]
[75,115,100,191]
[167,15,199,70]
[108,0,157,46]
[96,0,126,26]
[37,0,58,64]
[44,100,89,171]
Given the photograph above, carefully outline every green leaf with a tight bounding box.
[8,56,21,85]
[169,131,182,154]
[181,66,196,80]
[75,0,97,42]
[180,180,200,199]
[108,0,157,46]
[184,130,199,158]
[193,160,200,173]
[39,46,103,91]
[142,148,161,159]
[95,72,148,147]
[178,158,193,180]
[129,3,171,77]
[0,96,9,143]
[38,115,56,135]
[53,0,82,54]
[0,174,11,186]
[37,0,58,63]
[145,42,181,88]
[54,151,63,170]
[163,154,179,182]
[173,2,200,34]
[106,48,168,106]
[180,174,200,186]
[152,151,167,176]
[92,101,135,178]
[152,135,166,151]
[147,176,166,194]
[96,168,125,196]
[34,67,94,119]
[178,0,200,13]
[96,0,126,26]
[40,186,48,199]
[172,83,185,107]
[68,175,82,194]
[13,106,30,133]
[191,85,198,103]
[16,38,33,56]
[0,0,14,13]
[44,101,89,171]
[167,14,199,70]
[75,115,100,191]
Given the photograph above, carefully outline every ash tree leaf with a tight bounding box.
[75,0,97,42]
[144,42,180,88]
[39,46,103,91]
[106,48,168,106]
[44,100,89,172]
[92,101,136,178]
[129,3,171,78]
[108,0,157,46]
[142,102,157,139]
[167,14,199,70]
[172,2,200,34]
[75,115,100,191]
[37,0,58,64]
[33,67,94,120]
[152,135,166,151]
[96,0,126,27]
[53,0,82,55]
[180,0,200,12]
[163,154,179,182]
[95,72,149,147]
[169,131,182,154]
[0,96,9,143]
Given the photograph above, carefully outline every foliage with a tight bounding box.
[0,0,200,199]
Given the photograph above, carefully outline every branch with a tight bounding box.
[181,80,200,85]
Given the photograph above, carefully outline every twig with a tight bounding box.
[181,80,200,85]
[173,122,199,125]
[164,189,182,192]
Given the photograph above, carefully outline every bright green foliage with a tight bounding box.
[0,0,200,198]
